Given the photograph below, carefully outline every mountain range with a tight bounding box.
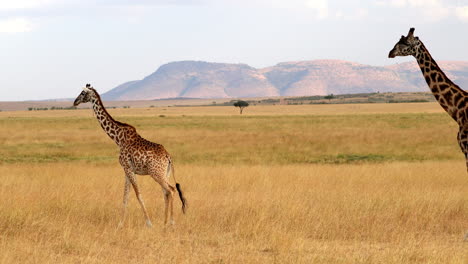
[101,60,468,100]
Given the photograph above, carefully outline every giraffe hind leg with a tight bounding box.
[152,172,175,225]
[162,187,175,225]
[161,184,175,225]
[168,185,175,225]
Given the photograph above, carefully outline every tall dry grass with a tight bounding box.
[0,162,466,263]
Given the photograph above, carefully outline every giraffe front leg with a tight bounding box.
[118,176,131,228]
[127,173,153,228]
[458,149,468,173]
[457,129,468,173]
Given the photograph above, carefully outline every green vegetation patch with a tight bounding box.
[316,154,388,164]
[0,154,114,164]
[0,111,462,165]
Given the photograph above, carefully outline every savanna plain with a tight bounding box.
[0,103,467,263]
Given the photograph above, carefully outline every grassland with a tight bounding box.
[0,103,467,263]
[0,91,436,111]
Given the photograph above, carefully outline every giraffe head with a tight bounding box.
[73,84,95,106]
[388,28,421,58]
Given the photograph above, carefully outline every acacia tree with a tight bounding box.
[324,94,334,102]
[233,100,249,114]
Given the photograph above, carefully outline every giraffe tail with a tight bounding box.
[169,160,187,214]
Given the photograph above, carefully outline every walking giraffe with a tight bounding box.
[389,28,468,171]
[73,84,186,227]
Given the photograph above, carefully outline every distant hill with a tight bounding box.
[101,60,468,100]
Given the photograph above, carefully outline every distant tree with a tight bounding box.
[233,100,249,114]
[324,94,334,102]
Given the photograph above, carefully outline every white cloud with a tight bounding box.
[0,17,34,33]
[229,0,331,19]
[375,0,459,22]
[377,0,444,8]
[0,0,57,10]
[334,7,368,21]
[305,0,329,19]
[384,0,407,7]
[408,0,450,21]
[455,6,468,21]
[407,0,446,7]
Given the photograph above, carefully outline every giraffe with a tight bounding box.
[389,28,468,170]
[73,84,187,227]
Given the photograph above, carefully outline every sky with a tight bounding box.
[1,0,468,101]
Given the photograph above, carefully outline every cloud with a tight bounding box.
[0,0,57,10]
[377,0,445,8]
[305,0,329,19]
[381,0,406,7]
[217,0,332,20]
[0,17,34,32]
[455,6,468,21]
[335,7,368,20]
[375,0,463,22]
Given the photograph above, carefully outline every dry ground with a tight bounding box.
[0,103,467,263]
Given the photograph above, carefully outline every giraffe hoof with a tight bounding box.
[146,220,153,228]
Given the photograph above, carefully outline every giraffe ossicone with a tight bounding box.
[73,85,187,227]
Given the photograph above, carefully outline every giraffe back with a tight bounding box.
[120,134,171,177]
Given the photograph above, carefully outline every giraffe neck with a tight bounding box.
[90,95,132,147]
[414,42,467,123]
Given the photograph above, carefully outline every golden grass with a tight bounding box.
[0,162,466,263]
[0,103,467,263]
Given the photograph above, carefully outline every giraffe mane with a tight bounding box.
[90,87,136,130]
[418,41,457,88]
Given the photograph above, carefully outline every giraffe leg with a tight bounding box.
[162,188,169,225]
[152,174,175,225]
[167,185,176,225]
[118,176,131,228]
[127,174,153,227]
[160,184,174,225]
[169,185,175,224]
[465,154,468,174]
[466,157,468,172]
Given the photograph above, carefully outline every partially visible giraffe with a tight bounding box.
[73,84,186,227]
[389,28,468,171]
